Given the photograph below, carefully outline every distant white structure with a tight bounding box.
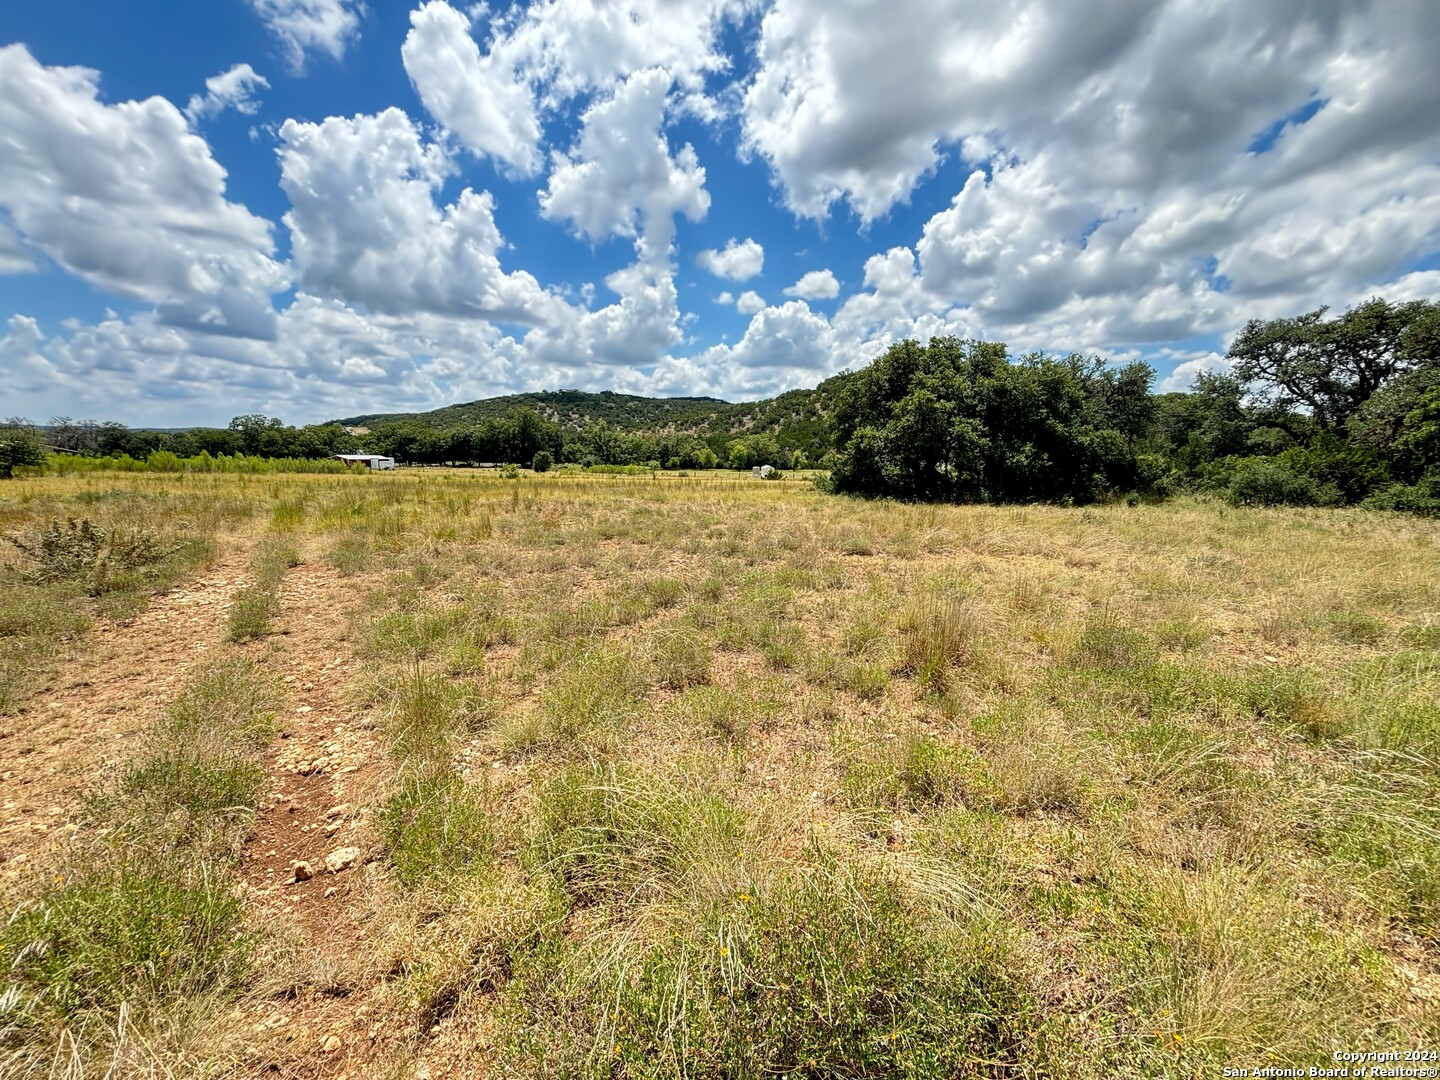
[751,464,775,478]
[336,453,396,470]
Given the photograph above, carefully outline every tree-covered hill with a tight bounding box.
[337,389,732,434]
[333,378,856,464]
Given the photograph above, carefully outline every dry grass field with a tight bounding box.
[1,469,1438,1078]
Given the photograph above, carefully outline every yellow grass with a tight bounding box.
[2,468,1438,1077]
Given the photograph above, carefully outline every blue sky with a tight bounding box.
[2,0,1438,426]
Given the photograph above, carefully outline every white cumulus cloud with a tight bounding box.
[249,0,362,72]
[278,108,563,326]
[735,290,766,315]
[540,67,709,261]
[696,237,764,280]
[0,45,285,341]
[401,1,542,176]
[784,268,840,300]
[185,64,270,124]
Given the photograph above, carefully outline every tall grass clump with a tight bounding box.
[501,838,1036,1076]
[897,594,976,690]
[505,646,641,755]
[374,664,490,770]
[379,773,496,887]
[226,541,301,643]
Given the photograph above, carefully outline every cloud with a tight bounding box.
[539,67,709,261]
[249,0,362,72]
[696,237,764,280]
[6,0,1440,424]
[741,0,1439,226]
[0,45,285,340]
[278,108,565,326]
[402,0,754,172]
[487,0,751,103]
[715,291,734,304]
[784,268,839,300]
[401,1,542,175]
[0,220,35,275]
[1156,353,1231,393]
[185,64,270,124]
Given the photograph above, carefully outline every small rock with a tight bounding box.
[325,846,361,874]
[326,803,351,819]
[297,705,313,714]
[325,822,342,834]
[322,1034,342,1053]
[290,861,314,883]
[324,886,338,898]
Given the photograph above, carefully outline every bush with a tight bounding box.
[1362,473,1440,516]
[5,517,192,596]
[0,427,46,479]
[532,450,554,473]
[828,337,1152,504]
[1225,459,1333,507]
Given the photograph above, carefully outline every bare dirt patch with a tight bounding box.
[0,544,257,887]
[235,558,403,1077]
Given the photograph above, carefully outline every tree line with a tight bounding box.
[826,297,1438,512]
[0,408,812,477]
[4,295,1437,512]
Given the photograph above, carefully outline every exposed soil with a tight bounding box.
[238,563,380,933]
[234,557,401,1077]
[0,542,258,887]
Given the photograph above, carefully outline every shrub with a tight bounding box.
[1361,473,1440,516]
[532,450,554,473]
[0,427,46,478]
[5,517,188,595]
[1224,458,1333,507]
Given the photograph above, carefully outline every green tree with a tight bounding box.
[1228,298,1437,431]
[829,337,1153,504]
[227,414,284,455]
[1350,364,1440,481]
[0,422,46,479]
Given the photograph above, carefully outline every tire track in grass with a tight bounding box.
[232,553,396,1076]
[0,538,261,891]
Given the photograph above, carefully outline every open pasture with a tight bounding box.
[2,468,1437,1077]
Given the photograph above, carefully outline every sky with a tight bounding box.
[1,0,1438,427]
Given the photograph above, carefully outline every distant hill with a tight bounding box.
[338,390,728,433]
[335,376,855,451]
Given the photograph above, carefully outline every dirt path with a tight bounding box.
[0,542,258,887]
[233,556,400,1078]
